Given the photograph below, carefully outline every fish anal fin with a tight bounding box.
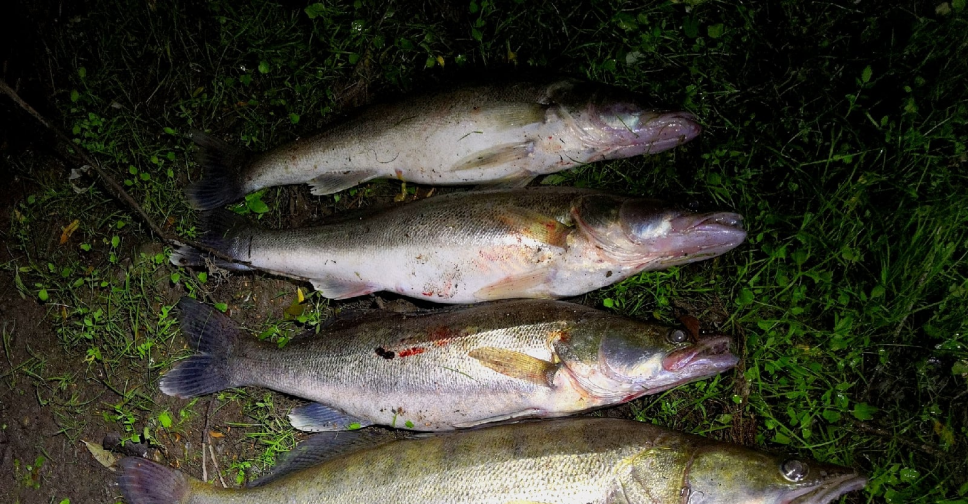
[473,269,554,302]
[288,402,373,432]
[310,277,380,300]
[308,169,380,196]
[453,142,535,172]
[468,347,557,387]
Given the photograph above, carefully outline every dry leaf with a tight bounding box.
[60,219,80,244]
[83,440,119,470]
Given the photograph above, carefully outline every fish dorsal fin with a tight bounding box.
[249,429,411,487]
[308,169,381,196]
[468,346,557,387]
[452,142,535,172]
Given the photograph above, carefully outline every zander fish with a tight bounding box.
[161,297,738,431]
[170,187,746,303]
[118,418,867,504]
[187,77,701,210]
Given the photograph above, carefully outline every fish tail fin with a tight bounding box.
[159,297,247,398]
[118,457,193,504]
[187,131,251,210]
[169,210,256,271]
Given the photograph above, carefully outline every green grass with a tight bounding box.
[5,0,967,502]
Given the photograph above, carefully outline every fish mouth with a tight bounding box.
[784,473,867,504]
[637,112,702,154]
[661,335,738,374]
[660,212,746,259]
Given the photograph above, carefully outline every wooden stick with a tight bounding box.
[0,78,254,269]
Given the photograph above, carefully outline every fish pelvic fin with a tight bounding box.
[468,347,558,387]
[452,141,535,172]
[308,169,381,196]
[158,297,245,398]
[288,402,374,432]
[119,457,192,504]
[169,210,256,272]
[310,276,381,299]
[473,269,555,301]
[472,174,536,191]
[187,131,251,210]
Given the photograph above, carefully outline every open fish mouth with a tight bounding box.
[785,474,868,504]
[638,112,702,153]
[661,335,737,373]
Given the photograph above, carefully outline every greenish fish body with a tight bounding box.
[118,418,866,504]
[170,187,746,303]
[161,298,737,431]
[187,78,701,210]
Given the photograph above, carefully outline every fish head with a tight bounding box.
[574,197,747,268]
[549,81,701,158]
[680,444,867,504]
[552,318,737,402]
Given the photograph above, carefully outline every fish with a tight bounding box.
[186,77,701,210]
[170,187,746,304]
[160,297,738,432]
[117,417,867,504]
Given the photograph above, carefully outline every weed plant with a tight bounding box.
[4,0,967,502]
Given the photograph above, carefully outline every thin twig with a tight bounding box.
[0,78,254,269]
[202,398,216,482]
[0,79,169,242]
[208,443,227,488]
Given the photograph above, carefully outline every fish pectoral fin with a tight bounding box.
[473,269,554,301]
[310,277,380,300]
[288,402,373,432]
[452,141,535,171]
[308,169,381,195]
[468,347,557,387]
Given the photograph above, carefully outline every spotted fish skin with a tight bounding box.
[170,187,746,304]
[186,77,702,210]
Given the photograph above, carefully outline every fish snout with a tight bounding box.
[661,335,737,373]
[638,111,702,153]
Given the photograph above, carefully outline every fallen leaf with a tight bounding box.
[209,431,224,438]
[60,219,80,244]
[83,440,119,470]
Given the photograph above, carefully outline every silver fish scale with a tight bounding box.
[235,305,579,430]
[224,188,623,303]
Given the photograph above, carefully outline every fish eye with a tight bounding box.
[781,460,808,482]
[668,329,687,343]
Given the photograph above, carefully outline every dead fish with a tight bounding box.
[160,297,738,431]
[117,418,867,504]
[187,77,701,209]
[170,187,746,303]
